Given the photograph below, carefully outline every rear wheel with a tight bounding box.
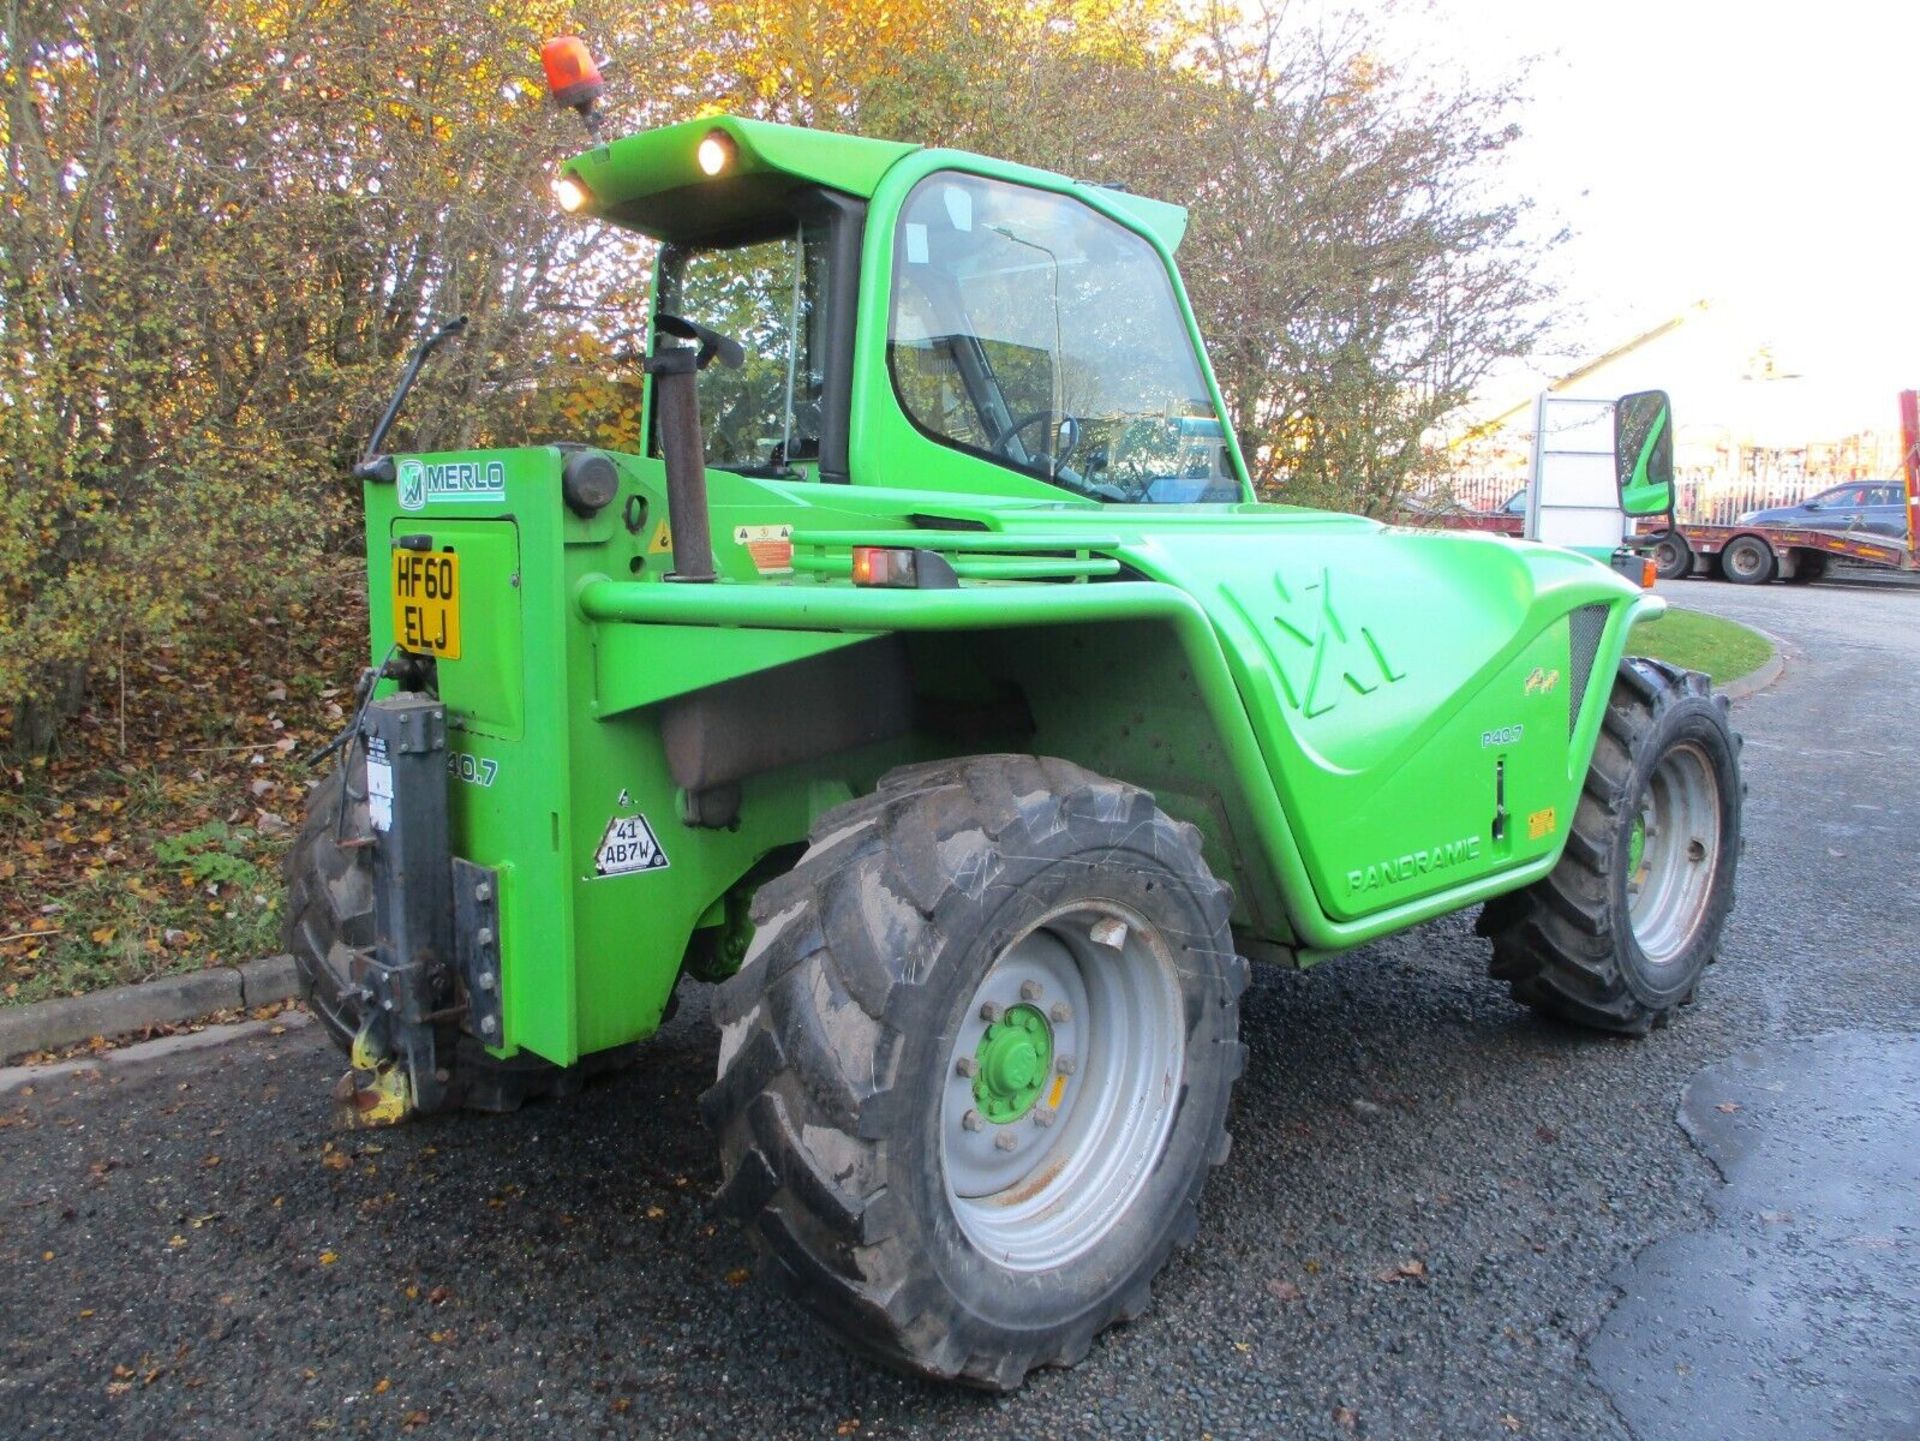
[702,755,1247,1389]
[1477,659,1742,1034]
[282,754,375,1053]
[1720,534,1775,584]
[281,748,627,1112]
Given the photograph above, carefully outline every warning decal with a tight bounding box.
[733,523,794,575]
[593,813,670,877]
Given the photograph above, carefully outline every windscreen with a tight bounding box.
[887,172,1240,503]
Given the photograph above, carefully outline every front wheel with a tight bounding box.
[1478,659,1742,1034]
[701,755,1246,1389]
[1652,532,1693,581]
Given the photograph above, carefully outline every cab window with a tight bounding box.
[887,172,1240,503]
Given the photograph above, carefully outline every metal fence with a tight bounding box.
[1431,427,1908,526]
[1430,471,1876,527]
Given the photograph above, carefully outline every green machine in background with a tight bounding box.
[285,60,1743,1389]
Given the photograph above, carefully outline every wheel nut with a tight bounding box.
[956,1056,978,1078]
[1020,979,1043,1002]
[961,1109,983,1132]
[994,1131,1018,1152]
[480,1015,498,1037]
[1056,1054,1076,1075]
[1033,1107,1056,1128]
[980,1001,1004,1023]
[477,970,497,993]
[1050,1002,1072,1024]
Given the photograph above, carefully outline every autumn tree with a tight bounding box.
[0,0,657,756]
[1177,2,1553,514]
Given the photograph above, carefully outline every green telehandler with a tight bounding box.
[285,56,1742,1389]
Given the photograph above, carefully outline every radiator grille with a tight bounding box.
[1567,604,1610,736]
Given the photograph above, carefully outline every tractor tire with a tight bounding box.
[282,748,630,1111]
[282,752,376,1054]
[1720,534,1775,585]
[1652,532,1692,581]
[1477,658,1742,1035]
[702,755,1247,1390]
[1784,551,1829,585]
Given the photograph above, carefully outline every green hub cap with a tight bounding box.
[1629,815,1647,877]
[972,1004,1053,1123]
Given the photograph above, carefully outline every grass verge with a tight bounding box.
[1630,607,1773,685]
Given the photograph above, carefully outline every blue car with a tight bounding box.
[1736,480,1910,540]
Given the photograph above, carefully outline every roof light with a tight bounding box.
[697,131,735,177]
[540,36,605,110]
[553,175,590,213]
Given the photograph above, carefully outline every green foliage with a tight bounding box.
[153,822,263,889]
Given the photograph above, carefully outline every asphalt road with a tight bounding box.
[3,576,1916,1441]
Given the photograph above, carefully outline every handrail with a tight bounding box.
[789,528,1122,553]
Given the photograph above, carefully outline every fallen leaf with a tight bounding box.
[373,1378,392,1395]
[726,1267,751,1286]
[318,1251,338,1266]
[1716,1101,1741,1114]
[322,1151,351,1172]
[427,1286,450,1306]
[1502,1415,1524,1433]
[1265,1278,1303,1303]
[1334,1406,1358,1431]
[1375,1258,1427,1283]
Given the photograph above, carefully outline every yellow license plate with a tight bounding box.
[392,548,461,659]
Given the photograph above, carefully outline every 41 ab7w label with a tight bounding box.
[594,813,670,877]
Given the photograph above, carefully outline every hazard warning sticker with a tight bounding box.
[733,523,794,575]
[593,813,670,877]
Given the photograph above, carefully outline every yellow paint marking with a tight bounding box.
[1047,1074,1067,1109]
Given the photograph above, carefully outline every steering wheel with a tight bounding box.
[985,410,1079,464]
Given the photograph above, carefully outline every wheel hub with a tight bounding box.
[940,903,1185,1272]
[974,1005,1053,1123]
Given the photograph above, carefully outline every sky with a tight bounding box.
[1401,0,1919,450]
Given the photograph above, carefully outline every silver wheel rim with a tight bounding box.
[1729,543,1764,578]
[1627,740,1722,965]
[940,900,1184,1272]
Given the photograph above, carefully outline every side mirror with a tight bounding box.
[1614,390,1674,521]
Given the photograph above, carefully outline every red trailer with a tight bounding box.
[1648,390,1920,585]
